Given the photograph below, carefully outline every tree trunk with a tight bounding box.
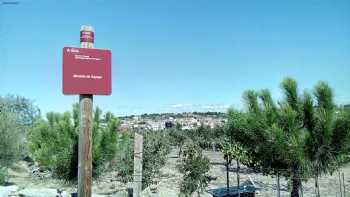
[237,160,240,197]
[178,145,182,158]
[343,172,346,197]
[226,155,230,193]
[339,170,343,197]
[315,174,320,197]
[277,173,281,197]
[291,176,301,197]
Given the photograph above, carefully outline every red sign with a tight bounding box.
[80,30,94,43]
[62,47,111,95]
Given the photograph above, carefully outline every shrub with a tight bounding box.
[142,131,171,189]
[177,142,210,197]
[28,105,120,181]
[114,131,171,190]
[0,111,22,167]
[0,95,39,185]
[114,131,134,183]
[0,167,7,185]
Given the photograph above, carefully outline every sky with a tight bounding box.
[0,0,349,116]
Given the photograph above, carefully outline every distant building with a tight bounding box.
[165,121,173,128]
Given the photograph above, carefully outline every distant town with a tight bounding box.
[118,112,227,131]
[117,104,350,132]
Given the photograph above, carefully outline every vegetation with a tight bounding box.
[28,104,120,181]
[115,131,171,189]
[220,143,254,193]
[0,167,7,185]
[168,128,187,157]
[142,131,171,189]
[0,95,39,185]
[0,110,23,168]
[226,78,350,197]
[114,131,134,183]
[303,82,350,197]
[177,142,210,197]
[1,84,349,196]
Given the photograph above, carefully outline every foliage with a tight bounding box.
[0,110,23,168]
[220,143,254,167]
[114,131,171,190]
[177,142,210,197]
[303,82,350,196]
[142,131,171,189]
[28,105,120,181]
[168,128,187,156]
[0,167,7,185]
[226,78,350,197]
[187,125,226,150]
[0,95,40,127]
[0,95,39,185]
[114,131,134,183]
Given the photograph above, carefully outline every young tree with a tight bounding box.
[168,128,187,157]
[304,82,350,197]
[177,142,210,197]
[220,143,253,196]
[0,95,40,127]
[228,78,349,197]
[142,131,171,189]
[28,105,120,180]
[0,95,39,184]
[0,110,22,184]
[114,131,171,190]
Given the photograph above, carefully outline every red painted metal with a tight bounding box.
[80,30,94,43]
[62,47,111,95]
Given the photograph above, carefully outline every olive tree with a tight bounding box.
[177,142,210,197]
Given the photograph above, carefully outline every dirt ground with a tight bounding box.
[4,148,350,197]
[143,148,350,197]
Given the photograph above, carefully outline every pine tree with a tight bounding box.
[304,82,350,197]
[226,78,349,197]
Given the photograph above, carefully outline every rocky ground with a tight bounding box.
[0,149,349,197]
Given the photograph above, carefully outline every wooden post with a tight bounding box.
[226,155,229,194]
[237,160,240,197]
[343,172,346,197]
[339,170,343,197]
[276,172,280,197]
[133,133,143,197]
[78,25,94,197]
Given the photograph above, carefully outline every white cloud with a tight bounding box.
[166,103,230,113]
[169,103,193,108]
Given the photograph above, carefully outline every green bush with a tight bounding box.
[0,111,22,167]
[0,167,7,185]
[28,105,120,181]
[0,95,39,185]
[177,142,210,197]
[114,131,134,183]
[114,131,171,190]
[142,131,171,189]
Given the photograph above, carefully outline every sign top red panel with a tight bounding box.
[80,31,94,43]
[62,47,112,95]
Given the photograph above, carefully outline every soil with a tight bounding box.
[2,149,350,197]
